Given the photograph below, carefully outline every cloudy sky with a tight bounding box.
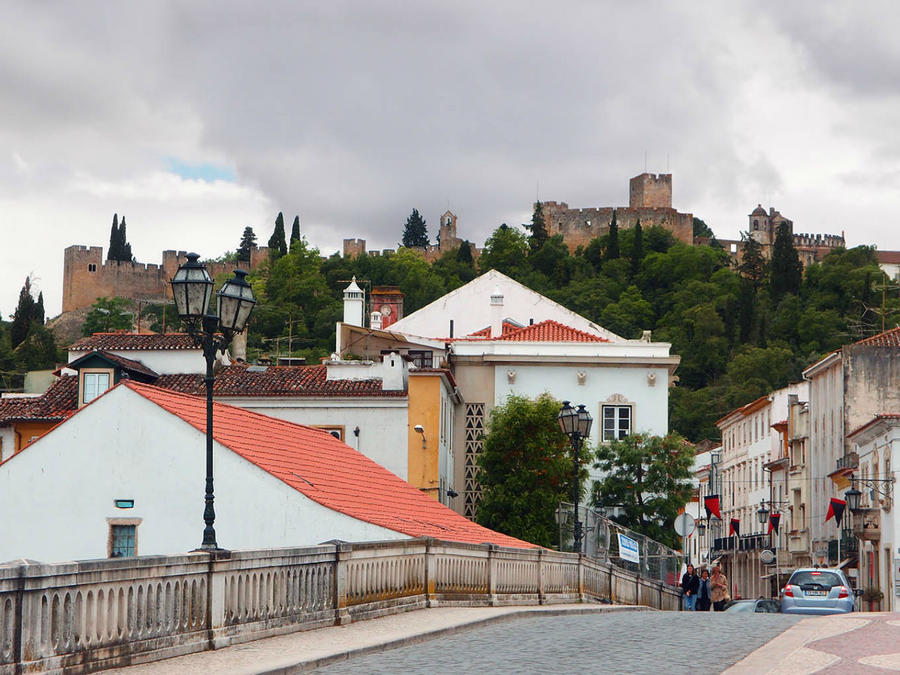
[2,1,899,317]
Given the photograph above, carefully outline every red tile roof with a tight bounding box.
[452,319,609,343]
[877,250,900,264]
[155,364,406,398]
[126,381,533,548]
[69,333,198,351]
[853,327,900,348]
[69,350,159,379]
[847,413,900,438]
[0,376,78,425]
[498,320,610,342]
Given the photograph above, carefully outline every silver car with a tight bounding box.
[781,568,858,615]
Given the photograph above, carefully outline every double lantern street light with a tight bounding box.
[558,401,593,555]
[171,253,256,552]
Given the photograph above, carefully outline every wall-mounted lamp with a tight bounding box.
[414,424,427,448]
[353,426,360,438]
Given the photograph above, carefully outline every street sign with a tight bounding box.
[674,512,695,537]
[617,533,640,564]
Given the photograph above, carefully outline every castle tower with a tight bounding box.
[343,277,365,327]
[629,173,672,208]
[438,211,458,252]
[748,205,770,246]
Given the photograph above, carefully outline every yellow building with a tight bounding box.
[408,369,460,503]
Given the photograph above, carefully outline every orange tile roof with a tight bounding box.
[877,250,900,264]
[452,319,609,343]
[69,333,197,351]
[847,413,900,438]
[126,381,533,549]
[853,326,900,348]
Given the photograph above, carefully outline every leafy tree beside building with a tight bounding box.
[268,212,288,259]
[526,201,548,251]
[770,221,802,299]
[237,226,257,263]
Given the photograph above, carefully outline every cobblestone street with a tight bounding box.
[313,611,801,675]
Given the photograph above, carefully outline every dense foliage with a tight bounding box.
[1,278,62,390]
[592,433,695,549]
[401,209,429,248]
[239,218,892,443]
[476,394,584,547]
[107,213,133,262]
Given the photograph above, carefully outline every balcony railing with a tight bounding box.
[712,533,769,552]
[836,452,859,472]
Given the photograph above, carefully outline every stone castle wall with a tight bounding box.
[62,245,269,313]
[629,173,672,208]
[541,202,694,250]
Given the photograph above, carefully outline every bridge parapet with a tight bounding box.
[0,539,679,673]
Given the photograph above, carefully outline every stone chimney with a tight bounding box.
[343,276,365,327]
[370,311,383,330]
[490,285,504,338]
[231,329,248,362]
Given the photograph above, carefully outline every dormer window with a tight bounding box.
[82,371,111,404]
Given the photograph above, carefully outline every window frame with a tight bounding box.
[601,403,633,443]
[107,518,142,558]
[80,368,114,406]
[312,425,345,441]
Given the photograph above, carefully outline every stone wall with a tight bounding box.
[0,538,679,673]
[62,245,270,313]
[541,202,694,250]
[629,173,672,208]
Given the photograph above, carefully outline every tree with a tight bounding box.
[456,240,474,266]
[268,212,288,259]
[630,219,643,277]
[238,226,257,263]
[770,221,802,299]
[107,213,121,260]
[290,215,301,248]
[738,232,766,290]
[402,209,429,248]
[526,202,548,251]
[591,433,695,549]
[119,216,133,262]
[476,394,582,547]
[11,277,37,348]
[693,217,714,239]
[478,224,529,277]
[606,210,620,260]
[35,292,45,325]
[81,297,134,336]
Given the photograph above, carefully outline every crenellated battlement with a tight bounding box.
[62,244,269,313]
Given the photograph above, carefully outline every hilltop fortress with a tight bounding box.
[62,245,269,313]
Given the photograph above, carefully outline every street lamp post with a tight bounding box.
[558,401,593,555]
[171,253,256,551]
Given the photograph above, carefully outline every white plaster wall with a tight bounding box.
[493,363,670,482]
[0,427,13,462]
[68,349,206,375]
[221,398,409,480]
[389,270,621,341]
[0,387,407,564]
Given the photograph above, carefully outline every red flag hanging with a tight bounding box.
[729,518,740,537]
[704,495,722,521]
[768,513,781,534]
[825,498,846,525]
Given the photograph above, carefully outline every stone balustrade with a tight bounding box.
[0,539,679,673]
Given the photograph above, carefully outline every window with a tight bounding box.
[88,263,97,272]
[312,425,344,441]
[602,405,631,442]
[407,350,433,369]
[82,371,111,403]
[107,519,141,558]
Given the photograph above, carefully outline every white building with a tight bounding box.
[0,381,528,563]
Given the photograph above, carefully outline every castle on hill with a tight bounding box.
[62,245,269,313]
[344,210,481,262]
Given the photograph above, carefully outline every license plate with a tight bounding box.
[806,590,826,596]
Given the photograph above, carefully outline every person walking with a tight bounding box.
[710,564,731,611]
[681,564,699,611]
[696,568,712,611]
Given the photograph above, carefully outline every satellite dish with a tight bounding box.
[760,549,776,565]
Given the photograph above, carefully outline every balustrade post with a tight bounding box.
[537,549,545,605]
[487,545,498,606]
[333,543,352,625]
[207,552,230,649]
[424,539,437,608]
[577,553,586,602]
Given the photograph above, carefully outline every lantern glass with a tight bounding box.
[217,270,256,333]
[576,404,593,438]
[697,519,706,535]
[558,401,577,436]
[757,502,770,526]
[845,485,862,513]
[171,253,213,318]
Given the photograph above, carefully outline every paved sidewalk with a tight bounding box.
[109,604,643,674]
[725,611,900,674]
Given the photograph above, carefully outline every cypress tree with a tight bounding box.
[35,292,45,325]
[456,240,474,265]
[606,210,620,260]
[268,212,288,258]
[11,277,36,349]
[527,201,548,251]
[238,226,257,263]
[290,215,301,248]
[107,213,120,260]
[120,216,133,262]
[770,221,802,299]
[401,209,429,248]
[630,219,643,276]
[738,233,767,291]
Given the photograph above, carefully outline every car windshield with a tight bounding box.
[789,571,843,590]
